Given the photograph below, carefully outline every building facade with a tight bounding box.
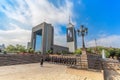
[67,22,77,52]
[53,45,69,53]
[31,22,78,54]
[31,22,54,54]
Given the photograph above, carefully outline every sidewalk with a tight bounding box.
[0,63,102,80]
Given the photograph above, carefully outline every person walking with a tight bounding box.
[40,57,44,67]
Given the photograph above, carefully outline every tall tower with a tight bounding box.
[67,19,77,52]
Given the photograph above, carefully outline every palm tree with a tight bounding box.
[77,25,88,49]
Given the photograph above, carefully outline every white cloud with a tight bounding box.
[0,0,73,26]
[27,0,73,26]
[54,34,67,46]
[87,35,120,48]
[0,0,29,24]
[0,0,73,47]
[0,24,31,47]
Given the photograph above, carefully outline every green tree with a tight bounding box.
[16,44,26,53]
[6,44,26,53]
[61,50,68,55]
[104,49,110,58]
[28,48,34,54]
[87,48,92,53]
[97,46,105,54]
[115,48,120,58]
[107,48,115,58]
[6,45,16,53]
[74,49,82,55]
[46,50,52,54]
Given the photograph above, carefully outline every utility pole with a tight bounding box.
[95,39,97,53]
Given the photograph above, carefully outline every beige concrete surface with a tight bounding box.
[67,68,103,80]
[0,63,103,80]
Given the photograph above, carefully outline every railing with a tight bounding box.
[46,55,77,66]
[47,54,102,70]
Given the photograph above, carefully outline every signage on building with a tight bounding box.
[67,27,74,42]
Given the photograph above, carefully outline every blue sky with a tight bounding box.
[0,0,120,48]
[35,35,42,51]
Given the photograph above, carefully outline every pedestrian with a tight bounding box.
[40,57,44,67]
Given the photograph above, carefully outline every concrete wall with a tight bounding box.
[0,54,41,66]
[42,23,54,53]
[67,42,76,53]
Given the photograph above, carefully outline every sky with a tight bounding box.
[0,0,120,48]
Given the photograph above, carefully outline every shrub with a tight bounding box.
[104,49,110,58]
[61,50,68,55]
[74,49,82,55]
[87,48,92,53]
[29,48,34,54]
[115,49,120,57]
[46,50,52,54]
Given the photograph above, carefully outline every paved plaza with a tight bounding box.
[0,63,103,80]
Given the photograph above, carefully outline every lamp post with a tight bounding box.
[77,25,88,49]
[77,25,88,69]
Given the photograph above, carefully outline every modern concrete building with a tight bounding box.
[53,45,69,53]
[67,22,77,52]
[31,22,73,54]
[31,22,54,54]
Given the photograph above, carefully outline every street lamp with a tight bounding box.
[77,25,88,49]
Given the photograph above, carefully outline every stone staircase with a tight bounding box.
[0,54,41,66]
